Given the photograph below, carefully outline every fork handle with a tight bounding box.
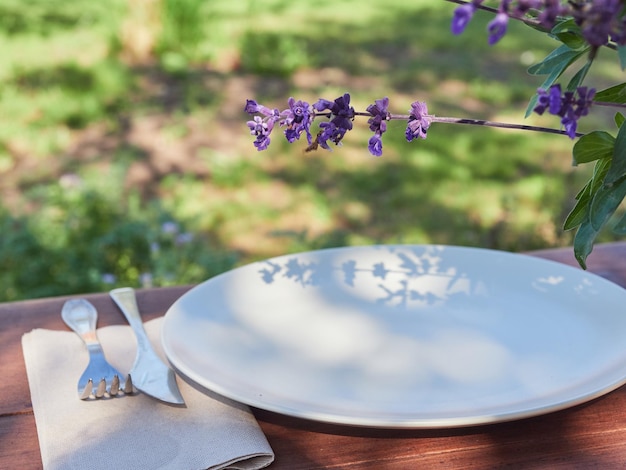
[61,299,101,348]
[109,288,153,354]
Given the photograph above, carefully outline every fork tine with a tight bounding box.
[124,374,133,394]
[80,379,94,400]
[110,375,120,396]
[95,379,107,398]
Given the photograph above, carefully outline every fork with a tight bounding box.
[61,298,133,399]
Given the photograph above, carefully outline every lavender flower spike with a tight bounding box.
[406,101,432,142]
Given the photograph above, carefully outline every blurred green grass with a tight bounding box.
[0,0,620,301]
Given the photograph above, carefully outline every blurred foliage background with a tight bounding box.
[0,0,622,301]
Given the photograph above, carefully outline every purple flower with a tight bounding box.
[244,99,274,116]
[366,97,390,157]
[487,12,509,45]
[406,101,432,142]
[368,134,383,157]
[510,0,542,18]
[314,93,355,131]
[533,85,595,139]
[571,0,624,47]
[161,221,179,234]
[245,100,281,151]
[317,121,347,150]
[247,116,274,151]
[537,0,566,29]
[367,97,390,134]
[451,3,476,35]
[313,93,355,148]
[534,85,563,115]
[281,97,313,144]
[561,113,578,139]
[175,232,194,245]
[574,87,596,118]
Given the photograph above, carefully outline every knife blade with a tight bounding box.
[109,287,185,405]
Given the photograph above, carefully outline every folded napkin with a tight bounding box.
[22,317,274,470]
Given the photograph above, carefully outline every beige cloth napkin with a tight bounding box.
[22,317,274,470]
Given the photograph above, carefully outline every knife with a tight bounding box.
[109,287,185,405]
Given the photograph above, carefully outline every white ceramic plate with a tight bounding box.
[162,245,626,428]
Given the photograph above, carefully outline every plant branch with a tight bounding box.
[314,112,582,138]
[429,116,582,137]
[443,0,546,31]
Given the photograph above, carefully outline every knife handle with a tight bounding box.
[109,287,153,354]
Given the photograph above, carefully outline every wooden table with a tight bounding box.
[3,242,626,469]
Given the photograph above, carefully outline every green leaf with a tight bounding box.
[589,176,626,231]
[619,44,626,70]
[527,44,586,76]
[573,220,599,270]
[591,157,613,192]
[564,158,612,231]
[551,19,586,50]
[594,83,626,104]
[606,121,626,184]
[615,112,625,128]
[566,61,592,91]
[612,211,626,234]
[572,131,615,164]
[563,182,591,230]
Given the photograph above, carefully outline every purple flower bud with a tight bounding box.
[487,12,509,45]
[244,99,276,117]
[368,134,383,157]
[313,99,335,112]
[451,4,476,35]
[406,101,432,142]
[244,99,260,114]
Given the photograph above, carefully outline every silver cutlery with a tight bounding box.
[61,298,133,399]
[109,287,185,405]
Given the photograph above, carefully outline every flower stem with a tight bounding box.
[443,0,545,30]
[315,112,581,138]
[428,115,582,137]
